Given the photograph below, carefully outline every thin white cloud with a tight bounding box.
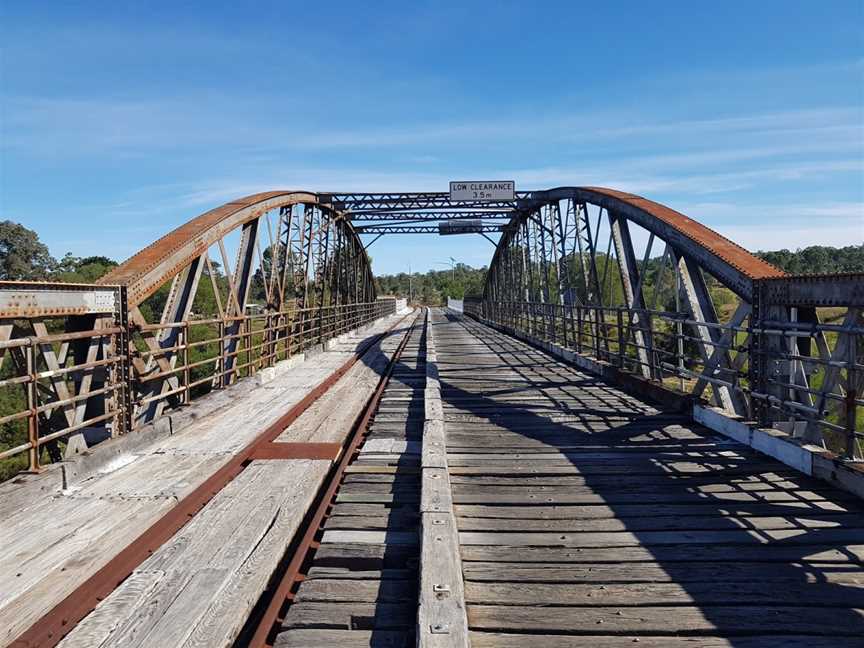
[718,222,864,252]
[3,92,861,159]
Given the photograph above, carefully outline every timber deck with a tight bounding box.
[440,310,864,646]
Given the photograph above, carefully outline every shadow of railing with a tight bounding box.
[432,310,864,643]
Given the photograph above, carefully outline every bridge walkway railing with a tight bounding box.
[0,280,397,477]
[464,273,863,468]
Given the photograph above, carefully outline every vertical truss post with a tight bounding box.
[223,218,260,382]
[676,252,747,415]
[536,207,554,340]
[554,200,575,346]
[608,211,653,379]
[136,255,204,424]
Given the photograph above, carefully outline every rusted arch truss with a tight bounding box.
[98,192,376,424]
[479,188,862,458]
[484,192,761,411]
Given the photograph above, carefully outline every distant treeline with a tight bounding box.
[2,220,862,304]
[375,264,486,305]
[755,245,864,275]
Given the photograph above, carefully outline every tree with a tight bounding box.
[52,253,118,283]
[0,221,56,280]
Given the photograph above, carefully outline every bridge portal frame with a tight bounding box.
[0,186,860,476]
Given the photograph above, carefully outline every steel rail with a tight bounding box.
[247,308,424,648]
[9,309,414,648]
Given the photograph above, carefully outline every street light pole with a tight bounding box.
[435,259,456,280]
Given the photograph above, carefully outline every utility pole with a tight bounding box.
[408,262,412,304]
[435,259,456,280]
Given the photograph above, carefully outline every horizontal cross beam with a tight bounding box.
[348,210,516,221]
[321,191,530,211]
[354,224,506,234]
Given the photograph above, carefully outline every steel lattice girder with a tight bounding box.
[347,210,515,221]
[320,192,528,212]
[491,187,784,302]
[95,191,376,425]
[354,224,506,234]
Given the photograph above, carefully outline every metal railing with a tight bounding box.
[0,298,396,476]
[464,297,863,461]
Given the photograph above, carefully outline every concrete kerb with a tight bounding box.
[694,404,864,498]
[455,308,864,500]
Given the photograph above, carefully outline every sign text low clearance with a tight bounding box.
[449,181,515,202]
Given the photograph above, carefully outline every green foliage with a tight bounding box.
[756,245,864,274]
[52,253,118,283]
[0,221,56,279]
[375,264,487,305]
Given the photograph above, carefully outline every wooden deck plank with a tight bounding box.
[459,543,864,564]
[468,633,864,648]
[274,629,411,648]
[463,581,864,606]
[281,602,415,630]
[466,604,864,634]
[461,560,864,583]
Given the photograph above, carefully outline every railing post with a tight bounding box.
[576,306,583,354]
[26,340,40,472]
[562,304,570,349]
[116,286,133,437]
[594,307,602,360]
[645,310,657,381]
[617,308,625,369]
[845,330,859,460]
[749,281,770,426]
[218,319,226,388]
[246,317,254,377]
[182,322,190,405]
[677,313,685,391]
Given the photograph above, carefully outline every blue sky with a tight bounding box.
[1,1,863,275]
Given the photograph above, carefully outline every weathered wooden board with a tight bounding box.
[461,560,863,584]
[458,527,864,547]
[468,633,864,648]
[454,500,858,518]
[459,543,864,564]
[463,581,864,606]
[456,513,861,532]
[281,601,414,630]
[274,629,411,647]
[295,579,415,603]
[466,604,864,634]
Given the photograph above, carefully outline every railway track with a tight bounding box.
[250,307,427,647]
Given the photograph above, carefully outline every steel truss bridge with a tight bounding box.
[0,186,862,648]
